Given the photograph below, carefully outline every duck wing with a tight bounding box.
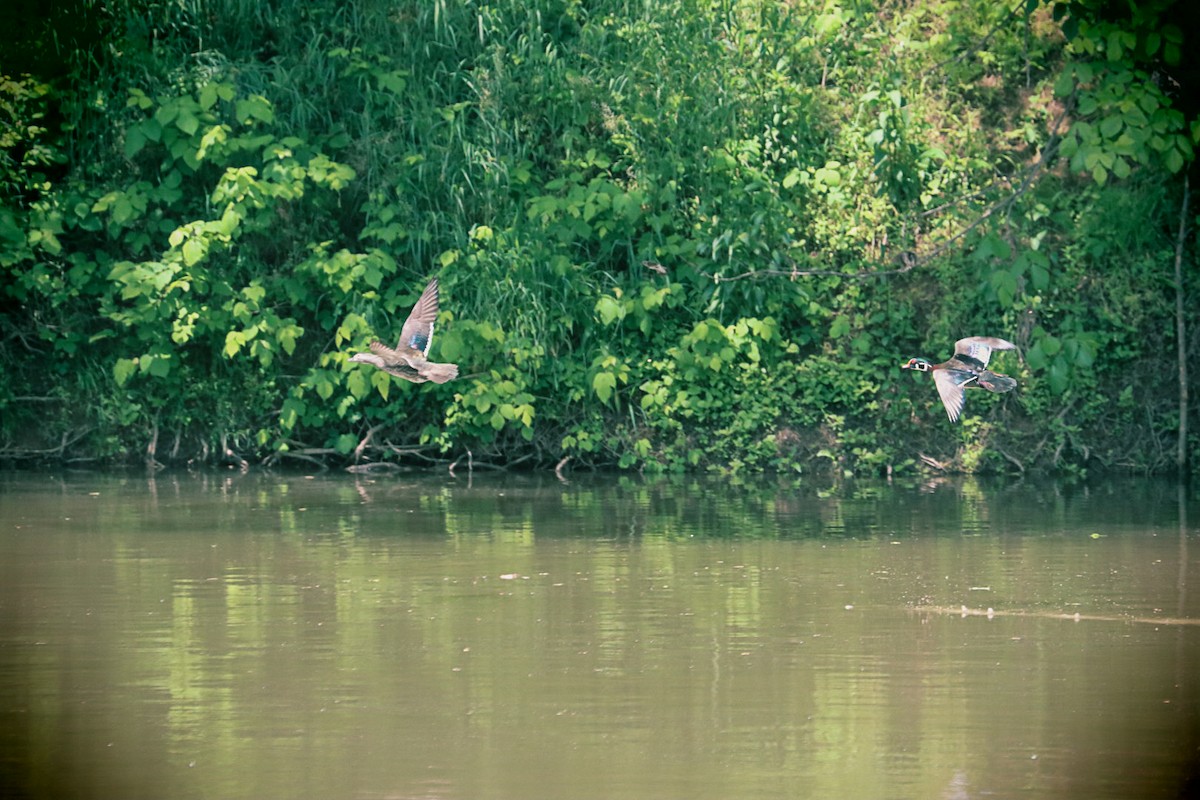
[952,336,1015,370]
[933,368,978,422]
[366,341,427,382]
[368,340,404,365]
[396,279,440,357]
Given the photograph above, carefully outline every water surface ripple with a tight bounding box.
[0,471,1197,799]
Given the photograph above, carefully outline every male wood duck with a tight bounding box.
[902,336,1017,422]
[349,279,459,384]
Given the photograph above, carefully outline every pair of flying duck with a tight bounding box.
[352,281,1016,422]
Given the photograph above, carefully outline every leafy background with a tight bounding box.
[1,0,1197,476]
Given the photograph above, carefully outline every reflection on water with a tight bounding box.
[0,471,1197,800]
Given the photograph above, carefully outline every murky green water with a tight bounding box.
[0,471,1197,799]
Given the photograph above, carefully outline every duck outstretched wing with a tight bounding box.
[368,340,403,365]
[933,368,977,422]
[397,279,440,357]
[952,336,1015,370]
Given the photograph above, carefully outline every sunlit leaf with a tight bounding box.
[596,295,624,326]
[113,358,137,386]
[224,331,244,358]
[593,371,616,403]
[182,238,205,266]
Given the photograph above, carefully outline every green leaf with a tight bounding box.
[596,295,624,326]
[991,271,1017,307]
[1075,347,1095,369]
[278,324,301,355]
[182,238,205,266]
[176,109,200,136]
[1053,69,1075,98]
[1106,30,1124,61]
[1030,261,1050,291]
[348,369,369,400]
[1164,146,1185,173]
[146,354,171,377]
[280,396,306,431]
[114,358,137,386]
[235,95,274,125]
[112,196,134,225]
[1049,358,1069,393]
[125,128,148,160]
[377,71,407,94]
[363,263,384,289]
[1164,40,1181,66]
[371,369,390,400]
[593,371,617,403]
[199,82,219,110]
[1143,32,1161,58]
[1026,342,1046,371]
[224,331,244,358]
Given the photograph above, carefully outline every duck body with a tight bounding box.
[349,279,459,384]
[902,336,1016,422]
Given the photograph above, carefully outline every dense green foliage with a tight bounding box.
[1,0,1197,474]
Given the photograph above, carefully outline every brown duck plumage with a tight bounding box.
[349,279,459,384]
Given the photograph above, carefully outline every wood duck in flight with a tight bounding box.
[349,279,459,384]
[902,337,1017,422]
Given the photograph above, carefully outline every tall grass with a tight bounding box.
[2,0,1192,472]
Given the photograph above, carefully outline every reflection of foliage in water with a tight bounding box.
[0,471,1196,798]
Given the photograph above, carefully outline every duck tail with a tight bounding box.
[978,371,1016,393]
[422,361,460,384]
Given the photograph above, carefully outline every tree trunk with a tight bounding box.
[1173,174,1190,476]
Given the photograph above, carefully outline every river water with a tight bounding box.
[0,470,1197,799]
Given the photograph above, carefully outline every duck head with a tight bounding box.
[349,352,385,369]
